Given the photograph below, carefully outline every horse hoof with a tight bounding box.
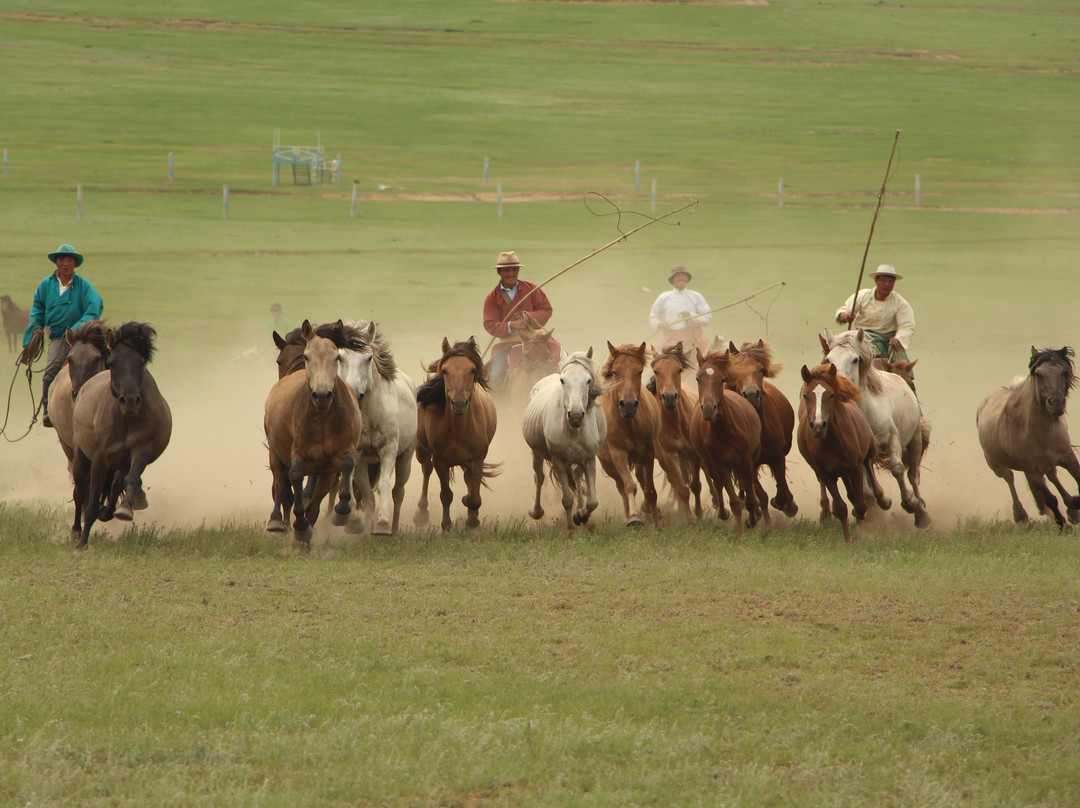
[782,502,799,518]
[114,505,133,522]
[344,520,366,535]
[70,529,82,544]
[99,507,114,523]
[132,490,149,510]
[572,513,583,526]
[371,523,392,536]
[266,518,288,533]
[330,510,350,527]
[915,511,932,530]
[528,507,544,520]
[413,511,429,527]
[293,526,313,546]
[626,516,644,527]
[877,497,892,511]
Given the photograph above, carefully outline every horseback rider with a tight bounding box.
[16,244,104,428]
[834,264,914,362]
[649,266,712,354]
[482,250,560,390]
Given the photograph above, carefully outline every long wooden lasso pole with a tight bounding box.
[647,280,786,338]
[849,129,901,320]
[481,198,699,359]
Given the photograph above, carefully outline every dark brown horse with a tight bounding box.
[273,326,307,378]
[647,342,701,522]
[1,295,30,352]
[690,348,761,539]
[977,346,1080,527]
[724,340,799,519]
[264,320,362,548]
[597,342,662,527]
[798,363,890,543]
[414,337,499,530]
[505,326,561,409]
[71,322,173,549]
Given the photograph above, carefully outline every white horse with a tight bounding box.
[336,321,418,536]
[821,328,931,528]
[521,348,608,531]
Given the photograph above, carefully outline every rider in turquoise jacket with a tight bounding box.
[19,244,104,427]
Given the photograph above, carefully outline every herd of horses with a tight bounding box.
[30,309,1080,548]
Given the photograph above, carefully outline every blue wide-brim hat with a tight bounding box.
[48,244,84,268]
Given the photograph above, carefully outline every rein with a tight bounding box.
[0,361,42,441]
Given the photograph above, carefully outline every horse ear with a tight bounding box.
[907,358,918,370]
[586,346,593,359]
[801,365,811,383]
[332,319,344,330]
[728,341,738,354]
[607,341,617,355]
[363,321,376,341]
[273,331,286,350]
[827,363,838,377]
[696,347,706,366]
[301,320,314,339]
[106,328,117,349]
[466,336,478,351]
[65,328,78,347]
[855,328,865,343]
[636,342,646,356]
[441,337,451,354]
[818,333,830,355]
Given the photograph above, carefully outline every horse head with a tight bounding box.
[301,319,340,412]
[106,322,156,417]
[880,358,918,396]
[801,363,861,439]
[273,327,306,378]
[822,328,873,388]
[727,339,781,410]
[65,320,110,398]
[694,348,729,422]
[649,341,693,412]
[1029,346,1076,418]
[336,321,378,408]
[603,341,648,419]
[435,336,487,416]
[559,347,599,428]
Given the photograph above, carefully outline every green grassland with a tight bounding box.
[2,1,1080,805]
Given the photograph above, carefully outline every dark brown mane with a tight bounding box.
[69,319,110,355]
[112,321,156,363]
[601,342,647,377]
[736,339,782,377]
[651,342,694,371]
[417,339,490,409]
[805,363,861,403]
[1030,346,1077,389]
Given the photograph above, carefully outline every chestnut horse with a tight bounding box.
[977,346,1080,527]
[724,340,799,519]
[414,337,499,530]
[647,342,701,522]
[71,322,172,549]
[690,348,761,540]
[597,342,662,527]
[798,363,890,543]
[264,320,362,548]
[505,326,562,410]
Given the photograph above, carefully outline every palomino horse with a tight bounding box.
[2,295,31,352]
[691,348,762,540]
[505,326,562,409]
[336,320,418,536]
[647,342,702,522]
[723,340,799,520]
[798,363,890,543]
[597,342,662,527]
[522,348,607,531]
[264,320,362,548]
[414,337,499,530]
[71,322,172,549]
[976,346,1080,527]
[821,328,930,528]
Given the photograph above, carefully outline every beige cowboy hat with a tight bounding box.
[668,265,692,283]
[870,264,903,280]
[493,251,523,271]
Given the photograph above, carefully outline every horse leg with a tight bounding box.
[329,451,356,527]
[1047,465,1080,524]
[98,469,120,522]
[462,459,485,529]
[551,458,575,532]
[77,457,110,550]
[114,453,153,522]
[71,451,91,545]
[346,461,374,535]
[602,451,641,526]
[390,451,412,536]
[660,446,694,524]
[1025,471,1065,528]
[817,479,831,523]
[682,454,704,518]
[720,469,746,540]
[883,433,921,516]
[740,464,760,530]
[753,474,771,527]
[634,457,662,528]
[995,468,1029,523]
[370,445,399,535]
[435,460,455,531]
[864,455,892,511]
[528,452,546,521]
[903,436,932,529]
[769,459,799,518]
[823,476,852,543]
[576,458,601,527]
[841,468,868,525]
[267,454,289,533]
[288,459,313,550]
[413,451,433,527]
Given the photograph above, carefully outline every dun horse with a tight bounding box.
[597,342,662,527]
[691,348,762,539]
[2,294,30,352]
[976,346,1080,527]
[414,337,499,530]
[336,320,418,536]
[522,348,607,531]
[647,342,702,522]
[264,320,362,548]
[822,328,930,528]
[798,363,890,543]
[71,322,172,549]
[724,340,799,519]
[48,320,111,470]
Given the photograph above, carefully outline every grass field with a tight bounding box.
[2,2,1080,805]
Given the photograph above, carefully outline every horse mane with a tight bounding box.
[828,330,884,395]
[279,326,305,347]
[651,342,694,371]
[69,319,110,354]
[736,339,782,377]
[112,321,156,363]
[560,351,603,400]
[601,342,648,377]
[697,349,729,375]
[417,338,490,409]
[315,320,365,351]
[337,319,398,382]
[1030,346,1077,389]
[805,363,861,403]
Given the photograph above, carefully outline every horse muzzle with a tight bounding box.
[450,397,470,416]
[112,386,142,417]
[742,389,761,409]
[566,409,585,428]
[700,402,717,422]
[660,392,679,411]
[810,420,829,439]
[1045,398,1067,418]
[311,389,334,412]
[618,399,639,419]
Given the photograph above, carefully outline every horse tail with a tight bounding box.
[481,461,502,485]
[919,416,932,459]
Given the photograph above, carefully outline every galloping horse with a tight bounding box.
[505,326,562,409]
[2,295,31,352]
[49,320,110,469]
[597,342,662,527]
[414,337,499,530]
[71,322,172,549]
[879,358,918,396]
[272,326,307,378]
[821,328,930,528]
[690,348,762,540]
[264,320,362,548]
[798,363,890,543]
[976,346,1080,527]
[336,320,418,536]
[647,342,701,522]
[724,340,799,519]
[522,348,607,531]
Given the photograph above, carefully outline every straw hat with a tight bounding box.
[870,264,903,280]
[668,265,692,283]
[48,244,84,268]
[493,251,523,271]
